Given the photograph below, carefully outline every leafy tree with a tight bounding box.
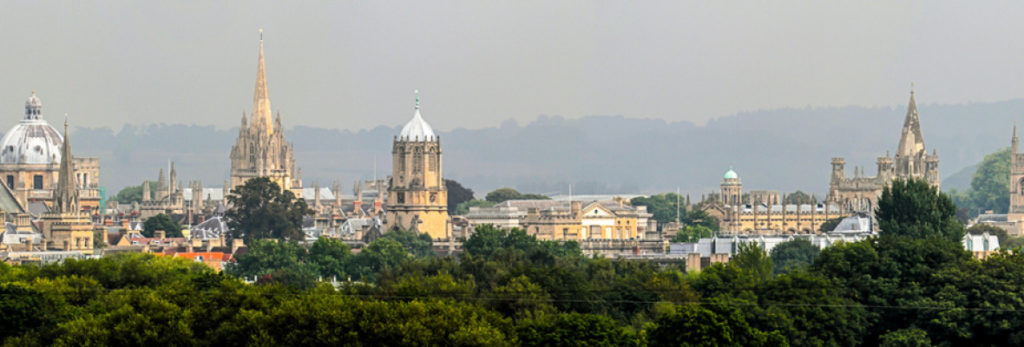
[966,223,1008,245]
[649,302,785,346]
[454,199,495,215]
[517,313,638,346]
[381,229,434,257]
[966,148,1011,215]
[876,178,964,242]
[819,216,844,232]
[783,190,813,205]
[770,239,819,274]
[484,187,549,203]
[683,209,720,231]
[114,181,155,204]
[308,237,352,280]
[444,179,475,213]
[730,242,773,283]
[878,327,931,346]
[225,240,318,288]
[758,271,868,345]
[630,193,685,225]
[225,177,312,241]
[352,238,409,281]
[670,225,713,243]
[142,213,182,238]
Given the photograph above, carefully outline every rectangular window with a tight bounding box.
[33,175,43,189]
[5,175,12,189]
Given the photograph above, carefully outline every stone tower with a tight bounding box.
[893,89,940,187]
[385,91,450,239]
[53,120,79,214]
[720,167,742,206]
[40,119,92,253]
[1010,125,1024,221]
[827,87,940,214]
[229,30,302,195]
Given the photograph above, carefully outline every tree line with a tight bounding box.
[4,179,1024,345]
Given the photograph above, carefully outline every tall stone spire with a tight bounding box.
[897,86,926,157]
[1013,123,1019,155]
[53,117,79,214]
[252,28,274,135]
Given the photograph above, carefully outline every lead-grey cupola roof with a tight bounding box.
[398,90,436,140]
[0,92,64,165]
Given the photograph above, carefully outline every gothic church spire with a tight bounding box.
[252,28,274,135]
[53,117,79,213]
[896,86,925,157]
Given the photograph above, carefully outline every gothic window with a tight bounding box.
[399,153,406,172]
[33,175,42,189]
[397,192,405,204]
[429,153,437,172]
[413,148,424,173]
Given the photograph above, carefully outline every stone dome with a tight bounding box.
[0,93,64,165]
[399,108,436,140]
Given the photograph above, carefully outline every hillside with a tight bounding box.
[62,98,1024,197]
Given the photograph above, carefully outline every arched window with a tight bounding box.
[413,148,424,173]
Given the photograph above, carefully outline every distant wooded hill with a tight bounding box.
[64,98,1024,197]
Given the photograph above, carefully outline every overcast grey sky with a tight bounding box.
[0,1,1021,132]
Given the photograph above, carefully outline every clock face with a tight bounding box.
[430,193,437,202]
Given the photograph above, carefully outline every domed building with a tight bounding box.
[0,92,100,212]
[385,91,451,239]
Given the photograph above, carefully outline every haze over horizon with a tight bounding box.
[1,1,1022,131]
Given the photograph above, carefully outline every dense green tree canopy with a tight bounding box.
[770,239,819,275]
[444,179,475,213]
[8,182,1024,345]
[141,213,182,238]
[484,187,550,203]
[629,193,684,225]
[876,178,964,242]
[670,225,713,243]
[114,181,155,204]
[225,177,312,241]
[818,216,843,232]
[950,148,1011,218]
[454,199,495,215]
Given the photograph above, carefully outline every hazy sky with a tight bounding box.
[0,1,1022,132]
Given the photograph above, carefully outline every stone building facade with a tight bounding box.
[827,89,939,213]
[385,93,451,239]
[0,92,100,211]
[229,33,302,195]
[702,169,844,234]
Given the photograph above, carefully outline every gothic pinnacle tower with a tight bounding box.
[252,28,274,135]
[229,29,302,194]
[53,117,79,214]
